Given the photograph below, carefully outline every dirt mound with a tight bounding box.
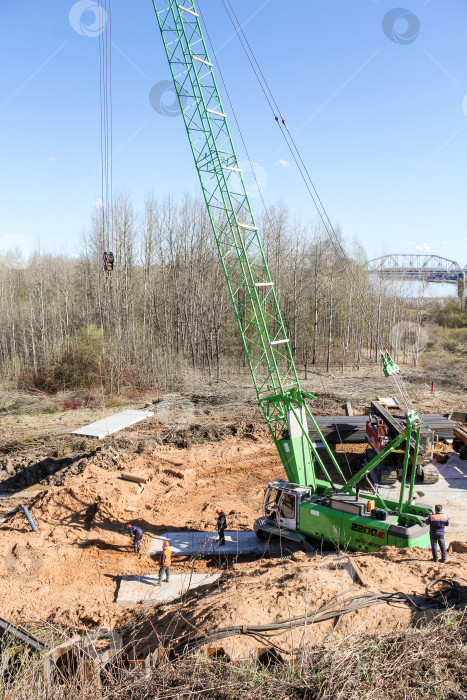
[129,546,467,657]
[449,541,467,553]
[30,464,148,529]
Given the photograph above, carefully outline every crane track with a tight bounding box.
[421,464,440,484]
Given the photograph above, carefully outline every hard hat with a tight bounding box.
[216,508,222,514]
[126,524,131,529]
[163,540,169,547]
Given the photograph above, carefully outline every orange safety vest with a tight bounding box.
[161,547,172,567]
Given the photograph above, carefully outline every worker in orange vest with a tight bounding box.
[158,541,171,584]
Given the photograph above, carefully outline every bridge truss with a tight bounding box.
[368,254,465,284]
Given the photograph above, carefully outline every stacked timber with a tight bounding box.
[307,415,455,444]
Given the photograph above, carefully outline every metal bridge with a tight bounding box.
[368,255,466,284]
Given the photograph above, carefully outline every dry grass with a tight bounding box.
[1,611,466,699]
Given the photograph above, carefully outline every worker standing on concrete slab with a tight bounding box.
[127,524,143,554]
[158,541,171,584]
[216,508,226,546]
[426,505,449,562]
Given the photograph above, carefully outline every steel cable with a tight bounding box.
[216,0,415,412]
[169,578,467,655]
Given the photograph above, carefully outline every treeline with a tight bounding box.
[0,193,426,393]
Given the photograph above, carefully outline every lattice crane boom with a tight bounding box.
[152,0,346,488]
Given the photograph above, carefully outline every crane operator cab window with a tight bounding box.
[280,494,296,519]
[265,488,298,531]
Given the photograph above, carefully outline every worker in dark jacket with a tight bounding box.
[127,523,143,554]
[426,505,449,562]
[216,508,226,546]
[158,541,171,584]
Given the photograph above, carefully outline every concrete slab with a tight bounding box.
[377,397,399,407]
[376,452,467,544]
[147,530,287,556]
[116,572,220,605]
[71,409,154,439]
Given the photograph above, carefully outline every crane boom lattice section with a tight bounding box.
[153,0,301,438]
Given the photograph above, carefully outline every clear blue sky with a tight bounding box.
[1,0,466,266]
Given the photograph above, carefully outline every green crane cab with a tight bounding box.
[255,479,431,552]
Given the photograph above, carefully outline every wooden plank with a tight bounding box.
[120,472,148,484]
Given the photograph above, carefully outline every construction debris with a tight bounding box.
[451,411,467,423]
[377,397,400,408]
[120,471,148,484]
[21,505,38,531]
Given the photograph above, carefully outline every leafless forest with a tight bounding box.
[0,193,427,393]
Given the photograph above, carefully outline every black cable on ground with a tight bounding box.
[168,578,467,656]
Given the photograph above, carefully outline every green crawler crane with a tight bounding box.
[151,0,433,552]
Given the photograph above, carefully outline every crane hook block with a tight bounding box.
[381,352,400,377]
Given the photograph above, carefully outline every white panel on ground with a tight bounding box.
[148,531,285,556]
[377,397,400,407]
[71,409,154,440]
[116,572,220,605]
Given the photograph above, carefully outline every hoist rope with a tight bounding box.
[98,0,113,251]
[97,0,113,407]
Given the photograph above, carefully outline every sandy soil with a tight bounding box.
[0,436,281,630]
[129,545,467,658]
[1,435,466,654]
[0,373,465,656]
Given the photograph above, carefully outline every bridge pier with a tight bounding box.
[458,273,466,308]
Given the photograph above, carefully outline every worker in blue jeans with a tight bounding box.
[127,524,143,554]
[426,505,449,562]
[158,541,171,584]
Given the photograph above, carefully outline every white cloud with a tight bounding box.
[406,241,414,246]
[93,198,105,209]
[441,241,448,247]
[47,156,56,163]
[415,243,431,252]
[277,159,291,168]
